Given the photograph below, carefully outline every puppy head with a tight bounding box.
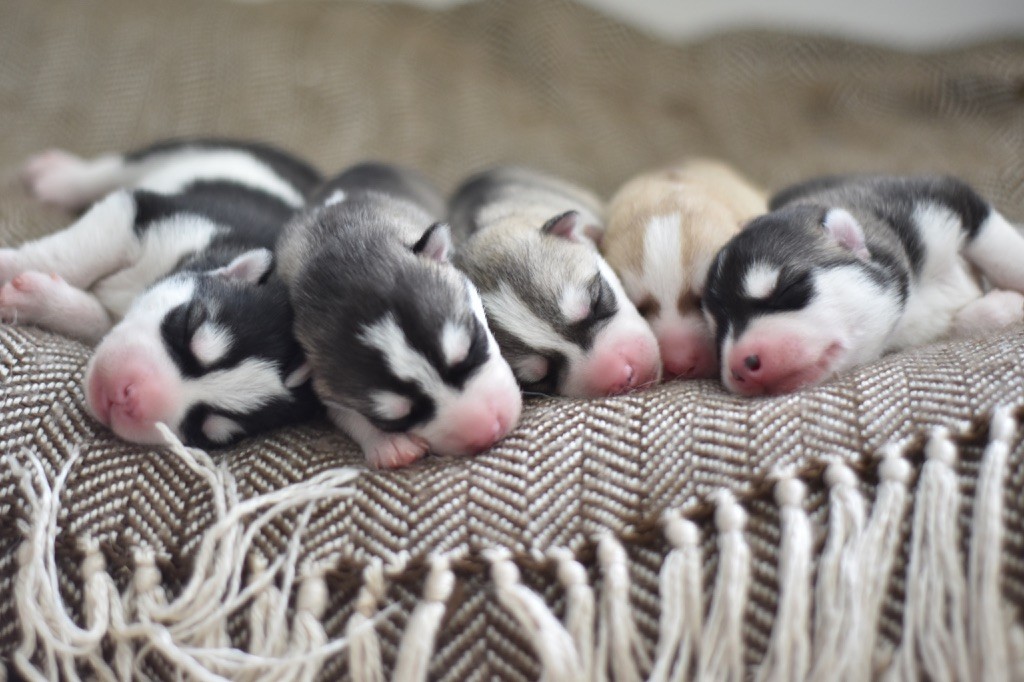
[457,210,662,397]
[703,205,902,395]
[85,249,319,448]
[604,182,749,379]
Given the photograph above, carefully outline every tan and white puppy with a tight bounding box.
[602,159,767,379]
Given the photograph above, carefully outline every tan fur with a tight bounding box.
[603,158,768,293]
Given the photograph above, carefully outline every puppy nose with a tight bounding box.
[744,354,761,371]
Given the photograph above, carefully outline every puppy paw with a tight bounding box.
[952,289,1024,336]
[21,149,91,209]
[0,271,64,325]
[365,432,429,470]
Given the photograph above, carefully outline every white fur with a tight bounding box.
[723,264,902,388]
[23,150,129,209]
[966,211,1024,291]
[0,190,138,289]
[360,315,448,397]
[370,390,414,421]
[640,213,686,311]
[514,354,550,383]
[888,203,982,350]
[0,272,112,344]
[346,308,521,461]
[201,415,246,445]
[191,322,234,367]
[559,286,590,323]
[92,215,220,319]
[441,321,471,366]
[284,362,312,389]
[117,276,197,333]
[743,263,781,300]
[324,190,346,207]
[135,149,305,207]
[483,282,584,371]
[179,357,290,419]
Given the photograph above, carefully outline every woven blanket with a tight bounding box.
[1,1,1023,680]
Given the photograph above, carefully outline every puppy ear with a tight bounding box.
[212,248,275,284]
[822,208,870,260]
[541,210,604,246]
[412,222,452,263]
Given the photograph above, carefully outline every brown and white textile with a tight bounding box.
[1,1,1023,680]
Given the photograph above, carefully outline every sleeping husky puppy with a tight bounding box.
[448,166,662,397]
[277,162,522,469]
[3,139,323,447]
[704,174,1024,395]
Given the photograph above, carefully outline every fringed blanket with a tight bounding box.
[2,0,1023,679]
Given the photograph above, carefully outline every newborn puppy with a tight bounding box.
[448,166,661,397]
[3,139,323,447]
[603,159,767,378]
[704,174,1024,395]
[277,162,522,469]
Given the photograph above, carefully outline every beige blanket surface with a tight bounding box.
[1,1,1023,680]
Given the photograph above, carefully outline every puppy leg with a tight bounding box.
[0,271,112,343]
[328,404,428,469]
[950,289,1024,338]
[21,149,144,211]
[0,190,139,289]
[965,211,1024,292]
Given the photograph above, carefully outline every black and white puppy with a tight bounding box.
[703,174,1024,395]
[2,139,322,447]
[448,166,662,397]
[276,163,522,469]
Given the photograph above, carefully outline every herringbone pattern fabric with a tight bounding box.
[1,0,1023,679]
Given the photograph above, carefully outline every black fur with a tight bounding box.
[119,140,325,446]
[706,174,994,355]
[285,166,490,433]
[125,137,323,199]
[156,270,321,448]
[310,162,447,218]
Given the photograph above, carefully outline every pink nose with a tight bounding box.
[661,344,716,379]
[91,374,148,424]
[595,361,636,395]
[464,418,504,452]
[87,358,174,435]
[731,353,762,381]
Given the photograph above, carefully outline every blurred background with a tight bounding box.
[2,0,1023,240]
[377,0,1024,48]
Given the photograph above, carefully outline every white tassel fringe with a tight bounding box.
[698,491,750,682]
[7,408,1021,681]
[756,478,812,682]
[888,430,971,682]
[649,511,702,682]
[968,407,1016,682]
[392,556,454,682]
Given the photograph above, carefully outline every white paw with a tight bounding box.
[954,289,1024,336]
[0,271,64,325]
[21,149,89,209]
[364,432,429,470]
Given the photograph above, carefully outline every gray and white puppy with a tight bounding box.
[277,163,522,469]
[448,166,662,397]
[2,139,323,447]
[703,174,1024,395]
